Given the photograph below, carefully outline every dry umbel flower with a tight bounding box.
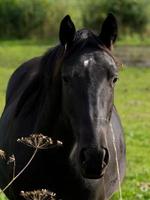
[0,149,6,159]
[20,189,56,200]
[137,182,150,192]
[2,134,63,193]
[17,134,63,149]
[7,154,15,164]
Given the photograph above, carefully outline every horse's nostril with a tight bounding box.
[79,147,109,179]
[79,148,88,165]
[79,147,109,166]
[102,147,109,169]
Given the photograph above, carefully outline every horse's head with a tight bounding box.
[59,14,119,179]
[58,14,119,180]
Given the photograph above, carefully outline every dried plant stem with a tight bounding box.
[12,158,16,179]
[2,148,38,193]
[0,149,6,159]
[110,123,123,200]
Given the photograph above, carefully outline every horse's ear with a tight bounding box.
[59,15,76,46]
[99,13,118,50]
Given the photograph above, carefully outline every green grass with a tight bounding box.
[112,67,150,200]
[117,34,150,46]
[0,40,52,69]
[0,195,7,200]
[0,41,150,199]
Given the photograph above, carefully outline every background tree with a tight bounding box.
[82,0,148,35]
[0,0,149,39]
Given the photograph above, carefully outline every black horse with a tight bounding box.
[0,14,125,200]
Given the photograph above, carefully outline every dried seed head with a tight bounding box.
[0,149,6,159]
[20,189,56,200]
[138,182,150,192]
[17,134,63,149]
[7,154,15,164]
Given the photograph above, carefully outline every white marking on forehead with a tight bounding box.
[84,60,89,67]
[83,58,94,67]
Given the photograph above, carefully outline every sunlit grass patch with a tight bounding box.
[0,190,9,200]
[112,67,150,200]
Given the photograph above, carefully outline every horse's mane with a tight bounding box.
[39,45,65,88]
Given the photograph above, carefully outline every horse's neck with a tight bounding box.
[34,87,61,134]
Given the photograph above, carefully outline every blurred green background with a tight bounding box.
[0,0,150,199]
[0,0,150,41]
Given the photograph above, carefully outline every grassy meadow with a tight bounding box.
[0,41,150,200]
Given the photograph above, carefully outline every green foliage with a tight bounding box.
[0,0,149,39]
[43,0,68,38]
[82,0,148,35]
[0,0,85,39]
[0,0,49,38]
[0,0,68,39]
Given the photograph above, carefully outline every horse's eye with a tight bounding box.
[113,77,118,83]
[111,77,118,86]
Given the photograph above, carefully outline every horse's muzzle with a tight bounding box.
[79,147,109,179]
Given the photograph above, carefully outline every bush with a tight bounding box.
[0,0,148,39]
[0,0,49,38]
[82,0,148,35]
[43,0,68,38]
[0,0,68,39]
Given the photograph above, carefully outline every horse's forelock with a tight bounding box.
[64,29,121,69]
